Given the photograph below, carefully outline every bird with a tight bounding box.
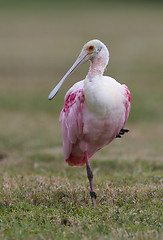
[48,39,131,207]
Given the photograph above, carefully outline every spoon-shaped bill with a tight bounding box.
[48,49,89,100]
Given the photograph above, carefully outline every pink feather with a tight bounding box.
[60,81,131,167]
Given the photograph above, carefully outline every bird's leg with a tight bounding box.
[84,152,96,208]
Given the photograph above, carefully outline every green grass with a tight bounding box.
[0,3,163,240]
[0,148,162,239]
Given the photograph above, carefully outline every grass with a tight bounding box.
[0,175,162,240]
[0,154,162,240]
[0,3,163,240]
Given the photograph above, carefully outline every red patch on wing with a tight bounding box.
[63,89,85,113]
[65,92,76,107]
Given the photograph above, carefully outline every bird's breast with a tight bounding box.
[84,76,124,119]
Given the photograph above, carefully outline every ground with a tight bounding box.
[0,2,163,239]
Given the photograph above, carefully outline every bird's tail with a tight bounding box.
[66,153,93,167]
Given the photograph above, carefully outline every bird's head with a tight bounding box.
[77,39,109,64]
[84,39,107,60]
[48,39,109,100]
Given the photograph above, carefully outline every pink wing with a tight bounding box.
[59,80,86,166]
[59,81,131,166]
[123,84,131,127]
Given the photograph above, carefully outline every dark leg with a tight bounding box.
[84,152,96,208]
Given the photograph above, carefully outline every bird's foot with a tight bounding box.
[90,191,97,199]
[116,128,129,138]
[90,191,96,208]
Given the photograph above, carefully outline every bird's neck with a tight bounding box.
[84,49,110,117]
[87,59,103,79]
[87,51,109,79]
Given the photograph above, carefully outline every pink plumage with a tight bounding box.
[60,80,130,167]
[48,40,131,207]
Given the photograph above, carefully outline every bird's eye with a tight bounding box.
[88,45,94,50]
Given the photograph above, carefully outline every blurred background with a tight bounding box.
[0,0,163,168]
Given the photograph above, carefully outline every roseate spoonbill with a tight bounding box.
[48,40,131,207]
